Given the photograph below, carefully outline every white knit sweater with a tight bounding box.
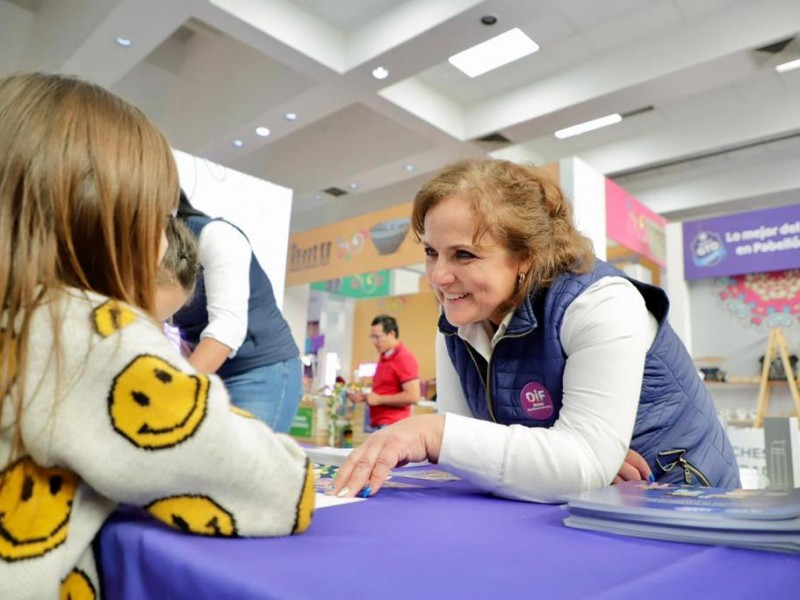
[0,289,314,599]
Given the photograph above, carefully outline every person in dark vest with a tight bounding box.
[173,192,302,433]
[333,158,739,502]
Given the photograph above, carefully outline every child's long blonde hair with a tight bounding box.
[0,72,179,460]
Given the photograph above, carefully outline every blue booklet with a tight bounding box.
[562,481,800,553]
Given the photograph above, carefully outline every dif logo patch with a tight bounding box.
[519,381,554,420]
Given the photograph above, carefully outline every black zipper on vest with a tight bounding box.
[463,342,496,422]
[656,448,712,487]
[460,328,534,424]
[489,330,535,423]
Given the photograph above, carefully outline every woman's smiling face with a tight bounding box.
[422,194,525,327]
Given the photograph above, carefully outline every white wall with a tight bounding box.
[391,268,421,296]
[173,149,293,307]
[559,157,607,259]
[316,292,356,388]
[664,221,693,352]
[283,283,311,352]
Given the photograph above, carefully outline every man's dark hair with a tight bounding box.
[372,314,398,337]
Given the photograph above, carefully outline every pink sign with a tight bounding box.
[605,179,667,266]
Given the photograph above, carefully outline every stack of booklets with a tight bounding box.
[562,481,800,553]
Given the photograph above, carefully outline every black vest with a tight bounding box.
[173,216,298,378]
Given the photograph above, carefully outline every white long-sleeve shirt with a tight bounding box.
[436,276,658,503]
[196,220,251,355]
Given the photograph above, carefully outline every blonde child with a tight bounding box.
[0,73,314,599]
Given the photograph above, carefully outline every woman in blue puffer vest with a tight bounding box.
[332,158,739,503]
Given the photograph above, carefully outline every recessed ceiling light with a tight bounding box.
[255,126,271,137]
[776,58,800,73]
[232,139,244,147]
[404,164,415,172]
[349,183,359,190]
[448,28,539,78]
[115,36,132,47]
[372,66,389,80]
[554,114,622,139]
[284,112,298,121]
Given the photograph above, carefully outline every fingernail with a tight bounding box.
[648,473,655,482]
[336,487,350,498]
[358,485,372,499]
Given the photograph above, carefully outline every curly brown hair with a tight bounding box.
[157,217,199,297]
[411,159,595,313]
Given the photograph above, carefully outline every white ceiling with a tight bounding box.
[2,0,799,233]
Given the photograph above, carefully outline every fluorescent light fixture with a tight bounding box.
[348,182,358,190]
[776,58,800,73]
[554,114,622,139]
[115,36,132,47]
[448,28,539,78]
[232,139,244,147]
[284,112,298,121]
[404,164,415,172]
[372,66,389,80]
[255,126,271,137]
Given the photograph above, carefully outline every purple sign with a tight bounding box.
[683,204,800,280]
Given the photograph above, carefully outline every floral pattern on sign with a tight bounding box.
[716,269,800,329]
[349,272,384,294]
[336,230,368,261]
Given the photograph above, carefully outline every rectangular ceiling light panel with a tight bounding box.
[448,28,539,78]
[555,114,623,139]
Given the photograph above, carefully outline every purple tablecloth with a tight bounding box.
[100,468,800,599]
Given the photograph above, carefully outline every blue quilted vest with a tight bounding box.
[173,216,298,379]
[440,260,739,488]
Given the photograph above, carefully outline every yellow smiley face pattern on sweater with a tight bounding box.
[59,569,95,600]
[108,355,210,449]
[0,458,78,562]
[1,292,314,598]
[92,300,138,337]
[146,495,237,536]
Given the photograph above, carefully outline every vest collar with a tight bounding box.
[437,290,540,337]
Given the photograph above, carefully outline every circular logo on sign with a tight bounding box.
[690,231,727,267]
[519,381,554,420]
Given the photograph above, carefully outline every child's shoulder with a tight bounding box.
[46,288,167,345]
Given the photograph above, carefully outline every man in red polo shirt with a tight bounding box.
[350,315,420,429]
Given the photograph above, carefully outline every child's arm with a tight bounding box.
[25,298,313,537]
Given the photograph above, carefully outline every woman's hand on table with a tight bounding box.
[331,414,445,498]
[612,448,654,484]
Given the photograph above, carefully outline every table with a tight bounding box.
[99,467,800,599]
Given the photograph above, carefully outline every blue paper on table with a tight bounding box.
[562,481,800,553]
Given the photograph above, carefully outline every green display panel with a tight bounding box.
[311,270,391,299]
